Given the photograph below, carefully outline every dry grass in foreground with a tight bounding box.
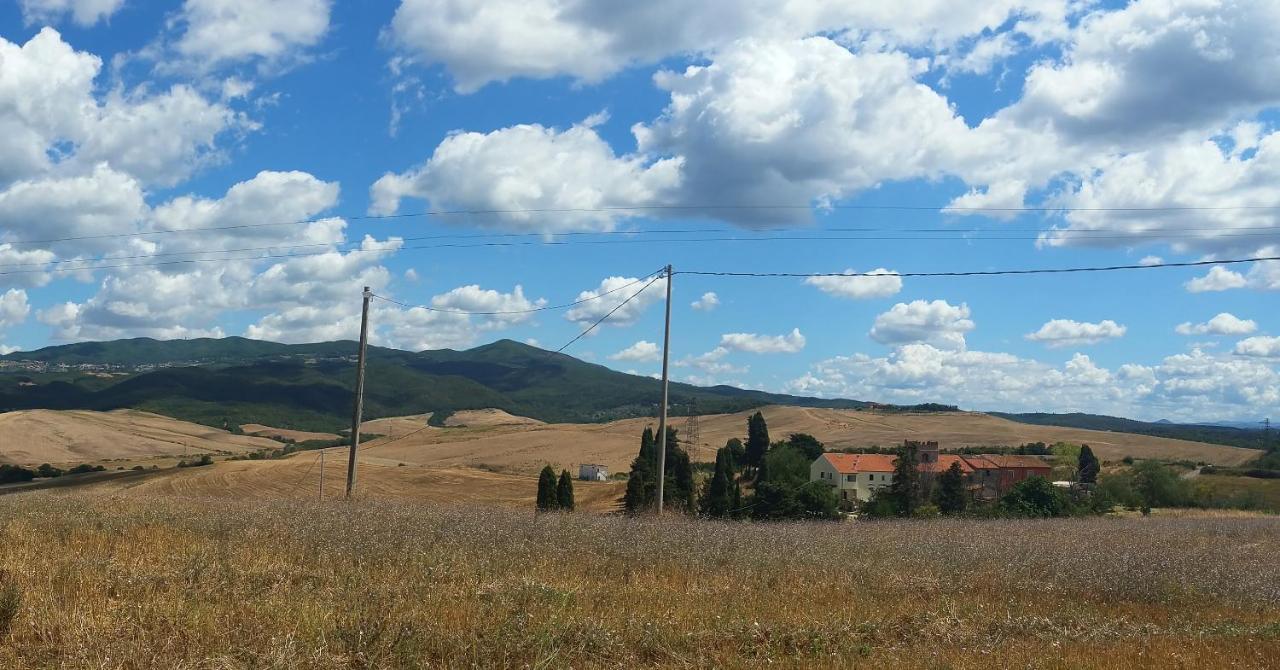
[0,493,1277,669]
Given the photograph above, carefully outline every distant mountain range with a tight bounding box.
[2,337,1271,450]
[0,337,894,432]
[992,412,1272,451]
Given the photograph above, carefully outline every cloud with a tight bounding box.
[1025,319,1126,348]
[1139,256,1163,266]
[676,346,747,376]
[690,292,719,311]
[634,38,977,226]
[1009,0,1280,144]
[1234,336,1280,359]
[1176,313,1258,336]
[0,289,30,328]
[870,300,973,350]
[789,344,1280,421]
[1185,266,1248,293]
[0,29,244,188]
[167,0,332,70]
[609,340,660,362]
[385,0,1071,92]
[564,275,667,328]
[19,0,124,26]
[805,268,902,300]
[369,123,680,232]
[719,328,805,354]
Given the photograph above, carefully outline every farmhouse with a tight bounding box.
[810,441,1052,509]
[578,463,608,481]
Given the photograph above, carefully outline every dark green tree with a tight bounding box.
[661,427,696,513]
[1077,444,1101,484]
[1131,460,1191,508]
[556,469,575,511]
[1000,476,1067,517]
[888,442,922,517]
[795,481,841,519]
[623,426,658,513]
[700,447,736,517]
[536,465,560,512]
[724,438,745,473]
[787,433,825,461]
[744,411,771,471]
[934,460,967,514]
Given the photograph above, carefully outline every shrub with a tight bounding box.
[0,465,36,485]
[1000,476,1069,517]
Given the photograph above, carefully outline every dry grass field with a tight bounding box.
[352,406,1259,478]
[239,424,341,443]
[0,409,280,466]
[84,453,627,512]
[0,492,1275,669]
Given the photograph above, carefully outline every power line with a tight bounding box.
[10,228,1280,276]
[7,201,1280,247]
[555,273,665,353]
[676,255,1280,278]
[367,268,665,315]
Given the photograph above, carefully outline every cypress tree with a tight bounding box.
[888,442,922,517]
[934,460,967,515]
[536,465,560,512]
[662,427,696,513]
[724,438,745,473]
[557,469,575,511]
[1077,444,1100,484]
[744,411,771,471]
[700,447,733,517]
[624,426,658,513]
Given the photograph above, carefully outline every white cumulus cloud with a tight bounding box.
[870,300,973,350]
[691,292,719,311]
[805,268,902,300]
[609,340,660,362]
[719,328,805,354]
[1234,336,1280,358]
[1176,313,1258,336]
[1025,319,1126,348]
[1185,266,1248,293]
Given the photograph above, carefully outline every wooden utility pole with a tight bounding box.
[318,450,324,501]
[655,265,672,515]
[346,286,372,498]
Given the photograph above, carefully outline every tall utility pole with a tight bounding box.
[655,265,673,515]
[346,286,372,498]
[318,450,324,501]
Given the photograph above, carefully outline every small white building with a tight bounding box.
[810,453,897,508]
[578,463,608,481]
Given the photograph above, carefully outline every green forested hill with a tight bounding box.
[0,338,877,431]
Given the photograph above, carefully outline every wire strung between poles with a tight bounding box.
[367,267,666,315]
[675,255,1280,279]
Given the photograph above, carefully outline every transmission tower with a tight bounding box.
[684,397,701,449]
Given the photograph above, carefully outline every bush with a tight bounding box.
[177,455,214,468]
[66,464,107,475]
[0,465,35,485]
[912,504,941,519]
[999,476,1069,517]
[35,464,63,478]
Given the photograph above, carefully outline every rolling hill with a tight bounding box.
[1,337,883,431]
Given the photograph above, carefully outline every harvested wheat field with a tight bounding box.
[0,409,280,466]
[0,493,1276,669]
[83,449,626,512]
[444,408,544,427]
[238,423,341,443]
[351,405,1257,477]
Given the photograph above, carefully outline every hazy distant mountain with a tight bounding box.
[1,337,893,431]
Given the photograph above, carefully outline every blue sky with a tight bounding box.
[2,0,1279,422]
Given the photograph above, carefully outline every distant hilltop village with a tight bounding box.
[0,353,360,374]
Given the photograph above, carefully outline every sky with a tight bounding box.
[1,0,1279,422]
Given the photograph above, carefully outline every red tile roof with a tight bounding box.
[920,454,974,474]
[821,453,897,473]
